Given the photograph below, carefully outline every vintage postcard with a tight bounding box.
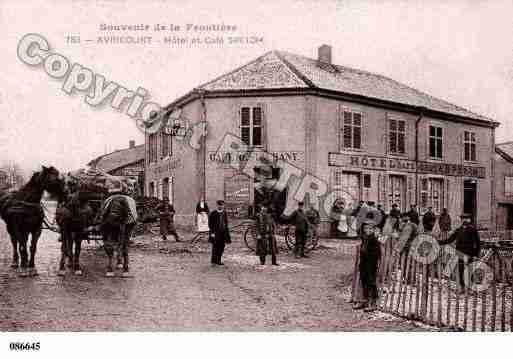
[1,0,512,356]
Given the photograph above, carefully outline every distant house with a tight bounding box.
[88,140,145,195]
[495,142,513,230]
[0,170,8,190]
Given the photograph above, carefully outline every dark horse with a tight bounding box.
[55,190,95,276]
[0,166,65,276]
[99,193,136,277]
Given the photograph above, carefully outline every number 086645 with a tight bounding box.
[9,342,40,351]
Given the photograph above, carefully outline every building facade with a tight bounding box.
[145,46,498,233]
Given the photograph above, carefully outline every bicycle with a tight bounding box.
[243,221,318,253]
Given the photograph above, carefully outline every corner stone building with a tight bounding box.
[145,46,499,234]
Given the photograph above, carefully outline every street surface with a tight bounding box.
[0,221,431,331]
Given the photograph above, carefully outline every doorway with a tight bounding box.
[388,175,406,212]
[463,179,477,223]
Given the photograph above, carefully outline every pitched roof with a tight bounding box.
[195,50,492,123]
[496,142,513,163]
[88,144,144,173]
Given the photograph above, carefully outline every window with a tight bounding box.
[420,178,444,213]
[505,177,513,197]
[341,110,362,150]
[429,126,443,159]
[162,177,169,199]
[389,118,405,154]
[240,106,263,147]
[161,132,172,158]
[464,131,476,161]
[363,174,371,188]
[148,133,158,163]
[149,181,155,197]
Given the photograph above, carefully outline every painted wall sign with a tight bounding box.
[328,153,486,178]
[224,173,250,218]
[147,157,183,177]
[209,151,304,164]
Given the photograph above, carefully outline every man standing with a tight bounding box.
[157,198,180,242]
[281,201,310,258]
[255,204,278,266]
[396,213,418,283]
[422,206,437,233]
[208,200,231,266]
[439,208,452,241]
[389,203,401,220]
[407,204,420,226]
[376,204,387,230]
[353,219,382,312]
[306,204,321,243]
[438,214,480,291]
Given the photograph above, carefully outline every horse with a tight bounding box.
[55,191,95,276]
[99,193,137,277]
[0,166,65,276]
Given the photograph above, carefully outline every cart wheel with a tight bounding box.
[244,225,257,252]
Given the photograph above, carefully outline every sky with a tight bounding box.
[1,0,513,179]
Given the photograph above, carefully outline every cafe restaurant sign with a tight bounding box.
[328,153,485,178]
[209,151,304,165]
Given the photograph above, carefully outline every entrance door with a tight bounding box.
[463,179,477,223]
[389,175,406,211]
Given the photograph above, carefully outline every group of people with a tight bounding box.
[350,200,481,312]
[204,199,321,267]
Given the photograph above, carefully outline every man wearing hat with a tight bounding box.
[438,213,481,291]
[208,200,232,265]
[281,201,310,258]
[353,219,381,312]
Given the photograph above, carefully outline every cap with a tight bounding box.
[217,200,225,205]
[362,219,376,227]
[298,201,304,206]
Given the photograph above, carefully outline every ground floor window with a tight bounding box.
[420,178,444,213]
[162,177,170,200]
[333,171,361,207]
[149,181,155,198]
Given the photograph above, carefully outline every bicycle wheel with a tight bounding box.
[244,224,257,251]
[285,227,316,253]
[285,226,295,251]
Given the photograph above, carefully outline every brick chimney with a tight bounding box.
[129,140,135,149]
[318,44,332,64]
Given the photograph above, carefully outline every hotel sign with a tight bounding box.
[328,153,485,178]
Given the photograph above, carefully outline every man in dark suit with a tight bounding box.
[438,213,481,291]
[407,204,420,226]
[208,200,231,266]
[281,201,310,258]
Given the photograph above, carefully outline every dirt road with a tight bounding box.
[0,221,431,331]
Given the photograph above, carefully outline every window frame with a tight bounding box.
[240,105,264,148]
[339,108,363,151]
[505,176,513,198]
[428,125,443,160]
[388,117,406,155]
[463,130,477,162]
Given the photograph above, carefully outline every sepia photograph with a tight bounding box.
[1,0,513,356]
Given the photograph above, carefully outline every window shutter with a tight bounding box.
[257,102,267,150]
